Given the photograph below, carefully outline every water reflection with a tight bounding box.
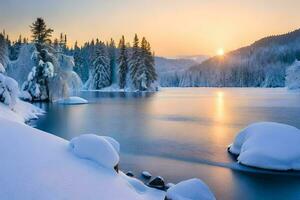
[33,88,300,200]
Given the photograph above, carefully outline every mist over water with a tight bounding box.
[33,88,300,200]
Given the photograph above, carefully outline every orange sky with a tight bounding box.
[1,0,300,56]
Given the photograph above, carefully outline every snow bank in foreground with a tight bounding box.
[55,96,88,105]
[0,118,165,200]
[166,178,216,200]
[229,122,300,170]
[0,99,43,123]
[70,134,119,169]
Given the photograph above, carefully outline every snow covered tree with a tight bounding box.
[108,38,117,85]
[9,35,22,61]
[73,41,88,82]
[0,33,8,69]
[118,36,128,89]
[128,36,157,91]
[286,60,300,89]
[22,56,55,101]
[22,18,55,101]
[129,34,141,89]
[0,73,19,109]
[88,42,111,89]
[140,37,157,89]
[59,33,67,53]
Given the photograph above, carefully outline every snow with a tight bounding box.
[0,62,5,73]
[228,122,300,170]
[0,118,165,200]
[0,99,43,123]
[142,171,152,178]
[55,96,88,105]
[19,90,32,101]
[103,136,120,153]
[286,60,300,89]
[0,73,19,108]
[166,178,216,200]
[69,134,119,169]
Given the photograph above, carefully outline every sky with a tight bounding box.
[1,0,300,57]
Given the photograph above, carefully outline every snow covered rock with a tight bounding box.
[228,122,300,170]
[69,134,119,169]
[142,171,152,179]
[55,96,88,105]
[166,178,216,200]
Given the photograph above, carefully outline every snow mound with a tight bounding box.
[229,122,300,170]
[166,178,216,200]
[55,96,88,105]
[102,136,120,153]
[0,118,165,200]
[69,134,119,169]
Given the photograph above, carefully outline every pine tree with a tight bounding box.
[73,41,89,82]
[30,18,53,48]
[0,34,8,68]
[143,38,157,87]
[118,36,128,89]
[58,33,67,52]
[22,18,55,101]
[108,38,117,85]
[130,34,141,89]
[9,35,22,60]
[136,37,148,90]
[90,42,111,89]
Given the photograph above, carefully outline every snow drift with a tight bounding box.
[229,122,300,170]
[70,134,119,169]
[166,178,216,200]
[0,118,165,200]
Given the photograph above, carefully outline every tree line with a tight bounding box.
[0,18,158,101]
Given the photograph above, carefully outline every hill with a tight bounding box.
[169,29,300,87]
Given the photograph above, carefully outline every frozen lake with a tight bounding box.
[33,88,300,200]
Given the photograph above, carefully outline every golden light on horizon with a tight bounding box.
[217,48,224,56]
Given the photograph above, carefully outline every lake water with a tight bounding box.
[33,88,300,200]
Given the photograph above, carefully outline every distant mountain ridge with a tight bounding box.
[154,56,208,86]
[172,28,300,87]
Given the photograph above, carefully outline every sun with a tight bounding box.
[217,48,224,56]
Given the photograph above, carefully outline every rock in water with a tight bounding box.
[126,171,134,177]
[141,171,152,179]
[148,176,165,189]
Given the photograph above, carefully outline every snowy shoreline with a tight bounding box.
[0,101,216,200]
